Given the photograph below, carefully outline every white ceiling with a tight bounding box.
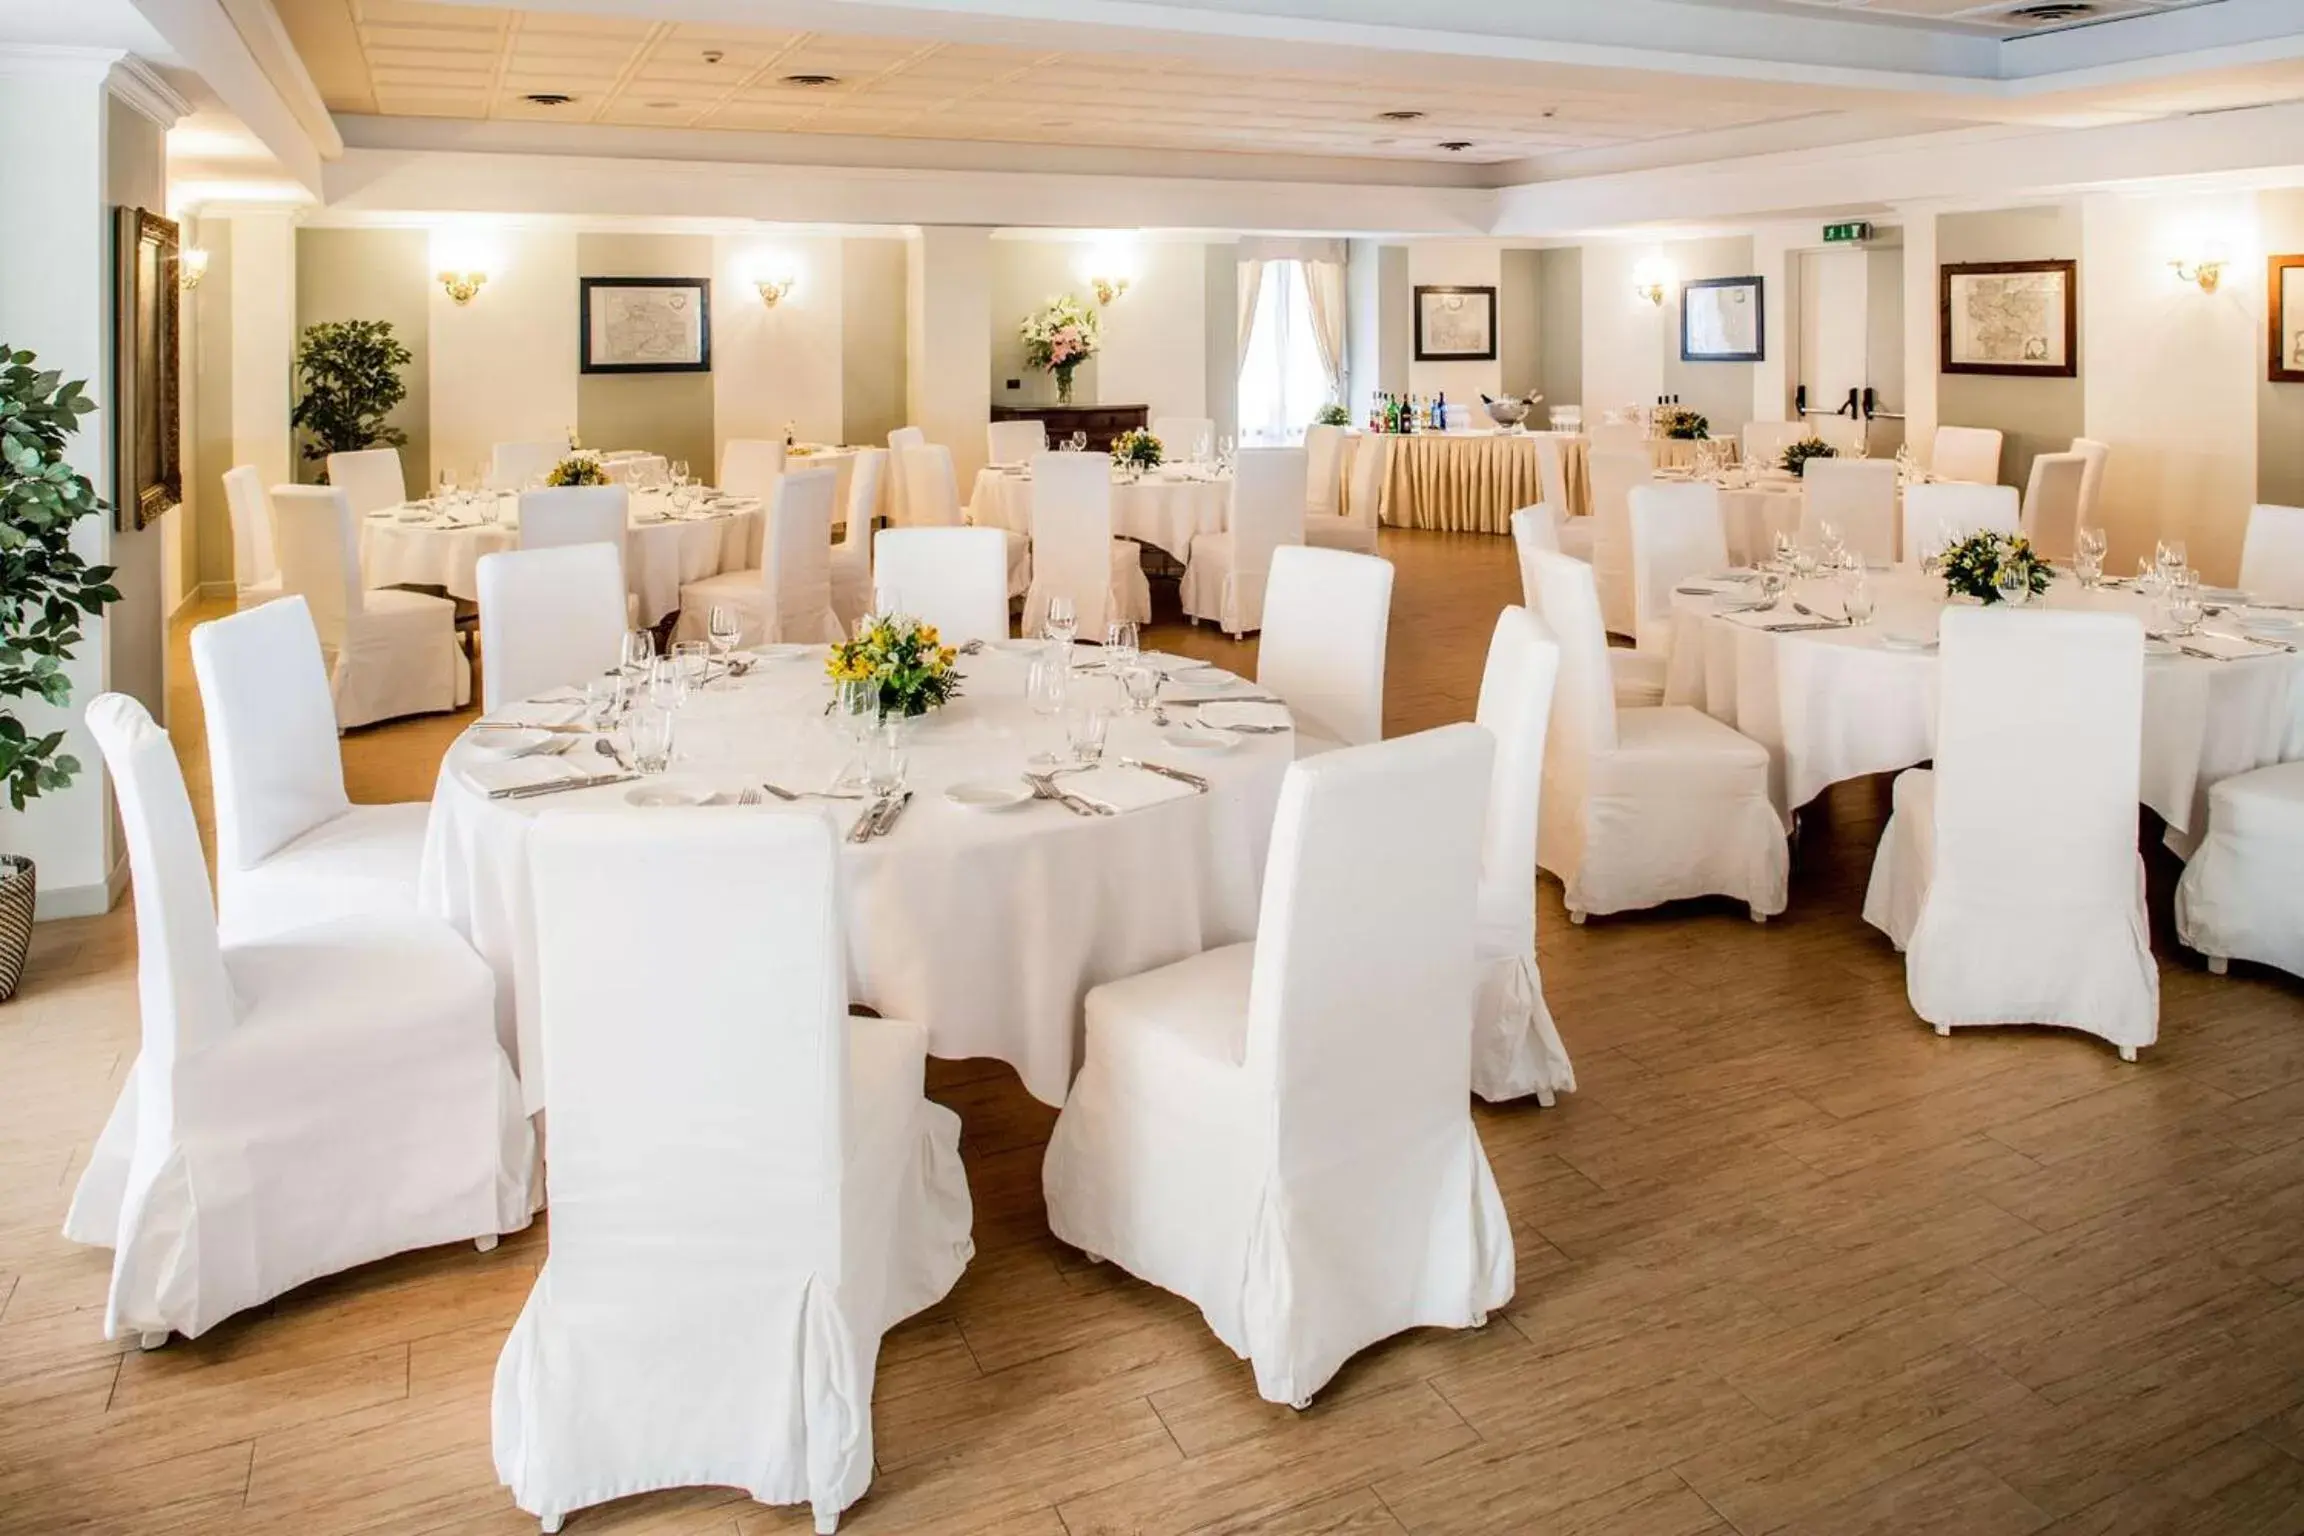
[1666,0,2225,36]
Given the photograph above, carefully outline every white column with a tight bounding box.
[906,226,992,487]
[225,208,298,491]
[1750,224,1800,424]
[1898,207,1941,467]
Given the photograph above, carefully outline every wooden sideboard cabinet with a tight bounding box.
[989,403,1149,454]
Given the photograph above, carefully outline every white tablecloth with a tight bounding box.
[420,647,1294,1115]
[361,489,760,627]
[970,465,1230,560]
[1719,483,1805,565]
[1664,570,2304,831]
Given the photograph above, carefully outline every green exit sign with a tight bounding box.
[1823,221,1873,244]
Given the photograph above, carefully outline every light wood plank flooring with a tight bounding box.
[4,528,2304,1535]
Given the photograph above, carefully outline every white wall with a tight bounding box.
[1098,242,1207,425]
[1407,240,1503,403]
[1581,240,1669,414]
[228,210,297,490]
[908,226,992,486]
[427,226,579,482]
[712,232,844,473]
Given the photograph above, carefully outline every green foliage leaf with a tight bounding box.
[291,319,413,464]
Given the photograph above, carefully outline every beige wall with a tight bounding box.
[1661,234,1758,443]
[575,233,716,475]
[1204,244,1239,443]
[2260,189,2304,509]
[840,237,907,449]
[296,226,431,489]
[1498,247,1542,400]
[191,217,237,591]
[1537,247,1581,410]
[1936,204,2085,490]
[102,94,168,735]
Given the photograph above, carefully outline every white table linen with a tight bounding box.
[421,649,1295,1115]
[971,464,1230,561]
[1664,570,2304,830]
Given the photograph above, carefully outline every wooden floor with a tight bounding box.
[5,528,2304,1536]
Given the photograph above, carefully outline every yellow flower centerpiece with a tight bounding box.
[544,450,608,487]
[826,614,962,721]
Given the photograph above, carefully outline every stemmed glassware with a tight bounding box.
[1120,664,1160,715]
[1068,431,1089,454]
[830,678,879,789]
[2075,525,2108,589]
[2167,569,2206,636]
[621,628,657,681]
[1842,567,1876,627]
[1044,595,1078,648]
[707,605,742,685]
[1994,563,2032,608]
[1105,619,1140,666]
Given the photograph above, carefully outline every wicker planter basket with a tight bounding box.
[0,856,35,1002]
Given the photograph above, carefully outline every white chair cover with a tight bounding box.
[2176,761,2304,981]
[831,447,884,630]
[1151,416,1215,459]
[1471,608,1574,1105]
[61,694,532,1343]
[1533,436,1591,557]
[1741,420,1806,470]
[478,543,628,712]
[896,443,958,528]
[491,441,564,491]
[1303,424,1346,518]
[1042,724,1512,1408]
[493,810,973,1533]
[884,426,926,525]
[270,484,470,729]
[720,438,787,505]
[872,528,1008,647]
[190,596,427,944]
[1307,433,1381,555]
[1181,447,1305,636]
[1021,452,1150,641]
[517,486,630,576]
[1798,458,1899,566]
[1861,608,2156,1057]
[1902,482,2019,560]
[675,466,843,647]
[986,419,1047,465]
[221,464,283,606]
[1627,482,1727,656]
[1588,448,1652,637]
[2020,450,2088,562]
[2239,504,2304,604]
[2071,436,2110,534]
[1510,516,1661,709]
[1530,550,1787,920]
[1931,425,2004,486]
[1258,545,1391,755]
[327,448,407,519]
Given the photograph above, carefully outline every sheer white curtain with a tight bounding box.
[1238,261,1335,446]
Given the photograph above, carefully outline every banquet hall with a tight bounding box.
[7,0,2304,1531]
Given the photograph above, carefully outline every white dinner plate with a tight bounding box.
[625,783,712,808]
[944,779,1033,811]
[1161,724,1241,752]
[2240,610,2303,635]
[465,727,551,760]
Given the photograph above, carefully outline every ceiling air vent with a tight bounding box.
[1438,140,1474,152]
[521,92,574,107]
[1375,110,1426,122]
[2004,3,2098,23]
[780,73,842,88]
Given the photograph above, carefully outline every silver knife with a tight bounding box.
[848,795,890,842]
[492,771,636,801]
[870,790,914,839]
[1123,759,1210,791]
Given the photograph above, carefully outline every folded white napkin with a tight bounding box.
[1138,652,1215,678]
[480,700,585,729]
[464,756,582,795]
[1720,607,1831,631]
[2182,630,2286,661]
[1063,765,1198,813]
[1193,701,1291,730]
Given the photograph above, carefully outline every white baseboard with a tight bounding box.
[34,853,128,922]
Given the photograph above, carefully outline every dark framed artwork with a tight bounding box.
[1413,285,1498,362]
[1940,259,2077,378]
[2269,255,2304,383]
[113,207,182,530]
[1681,275,1764,363]
[579,276,712,374]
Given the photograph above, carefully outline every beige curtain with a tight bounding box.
[1302,259,1347,408]
[1237,258,1267,377]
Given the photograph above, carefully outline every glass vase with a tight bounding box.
[1055,366,1077,406]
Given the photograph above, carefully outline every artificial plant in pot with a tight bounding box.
[0,347,122,999]
[291,318,412,479]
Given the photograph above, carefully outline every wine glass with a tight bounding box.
[621,628,657,680]
[2158,538,2188,584]
[434,468,457,503]
[670,459,691,490]
[1068,431,1088,454]
[1771,529,1795,572]
[1843,568,1875,627]
[1044,595,1078,647]
[2168,570,2206,636]
[707,605,742,684]
[1105,619,1139,665]
[2075,525,2108,589]
[830,678,878,789]
[1994,563,2031,608]
[1120,664,1160,716]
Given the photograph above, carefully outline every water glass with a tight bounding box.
[1790,546,1818,580]
[1044,595,1078,647]
[1771,530,1795,571]
[628,706,676,775]
[1843,570,1875,627]
[1105,619,1140,665]
[1066,705,1109,766]
[2168,571,2206,636]
[707,605,742,681]
[671,639,711,693]
[621,628,657,679]
[1120,664,1160,715]
[670,459,691,489]
[2077,525,2108,566]
[582,675,625,732]
[2075,550,2104,589]
[862,723,909,795]
[435,468,458,501]
[647,654,689,714]
[1028,648,1070,717]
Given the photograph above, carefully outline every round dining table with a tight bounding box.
[361,488,761,627]
[970,463,1230,560]
[1663,568,2304,836]
[420,644,1296,1115]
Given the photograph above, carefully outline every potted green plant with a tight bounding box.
[1111,427,1163,480]
[1780,436,1838,477]
[0,347,122,999]
[1313,403,1352,428]
[1656,405,1710,441]
[290,319,413,477]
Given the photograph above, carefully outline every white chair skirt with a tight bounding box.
[217,800,428,946]
[1472,897,1576,1106]
[2174,761,2304,980]
[335,589,471,730]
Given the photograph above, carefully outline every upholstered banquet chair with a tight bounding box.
[327,448,407,519]
[830,447,885,630]
[491,441,564,491]
[1151,415,1215,460]
[1042,725,1512,1409]
[675,466,843,647]
[720,438,786,506]
[1303,423,1346,519]
[1471,607,1575,1105]
[478,544,628,713]
[270,484,470,729]
[1627,482,1728,659]
[1930,425,2004,486]
[1588,447,1652,637]
[190,597,427,944]
[897,443,961,528]
[1306,432,1381,555]
[1798,458,1898,566]
[1530,550,1786,923]
[1863,608,2155,1059]
[873,528,1009,646]
[1741,419,1806,470]
[1902,482,2019,561]
[884,425,926,524]
[221,464,282,608]
[987,418,1047,465]
[2019,450,2088,562]
[517,485,629,572]
[2239,504,2304,604]
[62,694,533,1349]
[494,810,973,1535]
[2071,436,2111,533]
[1182,447,1305,636]
[2177,761,2304,982]
[1511,518,1661,708]
[1532,435,1592,561]
[1023,451,1151,642]
[1258,545,1391,756]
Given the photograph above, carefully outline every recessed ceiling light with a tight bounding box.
[521,92,574,107]
[1438,140,1474,152]
[1375,109,1426,122]
[702,49,725,64]
[780,73,842,88]
[2004,2,2096,21]
[1541,107,1559,119]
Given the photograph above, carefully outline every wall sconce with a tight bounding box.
[1632,258,1673,307]
[1090,274,1130,306]
[438,270,486,305]
[755,272,797,308]
[2170,242,2227,294]
[177,248,209,290]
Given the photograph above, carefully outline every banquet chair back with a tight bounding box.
[517,486,630,579]
[1931,425,2004,486]
[190,597,352,876]
[719,438,786,504]
[873,528,1008,645]
[843,446,886,548]
[1741,420,1805,469]
[1903,482,2018,559]
[1588,448,1651,637]
[1627,483,1726,653]
[1152,416,1216,460]
[1258,546,1391,750]
[2020,450,2088,562]
[1344,433,1387,532]
[1304,424,1346,518]
[477,544,628,712]
[987,419,1047,465]
[759,466,844,644]
[2240,504,2304,604]
[490,441,563,491]
[1534,435,1573,523]
[898,444,963,528]
[1224,446,1309,630]
[1798,458,1899,565]
[1509,506,1559,613]
[269,485,366,655]
[885,425,927,524]
[2071,437,2111,532]
[1026,451,1119,640]
[1528,550,1621,815]
[327,448,407,519]
[221,465,279,595]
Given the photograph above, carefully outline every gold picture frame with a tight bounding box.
[113,207,182,530]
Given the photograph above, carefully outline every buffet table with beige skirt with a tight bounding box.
[1355,430,1589,535]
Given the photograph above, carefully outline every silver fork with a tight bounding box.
[761,782,867,801]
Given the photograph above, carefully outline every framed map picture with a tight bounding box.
[2269,256,2304,383]
[1681,275,1764,363]
[1940,259,2076,378]
[580,276,711,374]
[1414,285,1497,362]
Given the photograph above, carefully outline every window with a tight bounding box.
[1236,260,1333,445]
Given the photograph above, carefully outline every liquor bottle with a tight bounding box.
[1435,391,1447,431]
